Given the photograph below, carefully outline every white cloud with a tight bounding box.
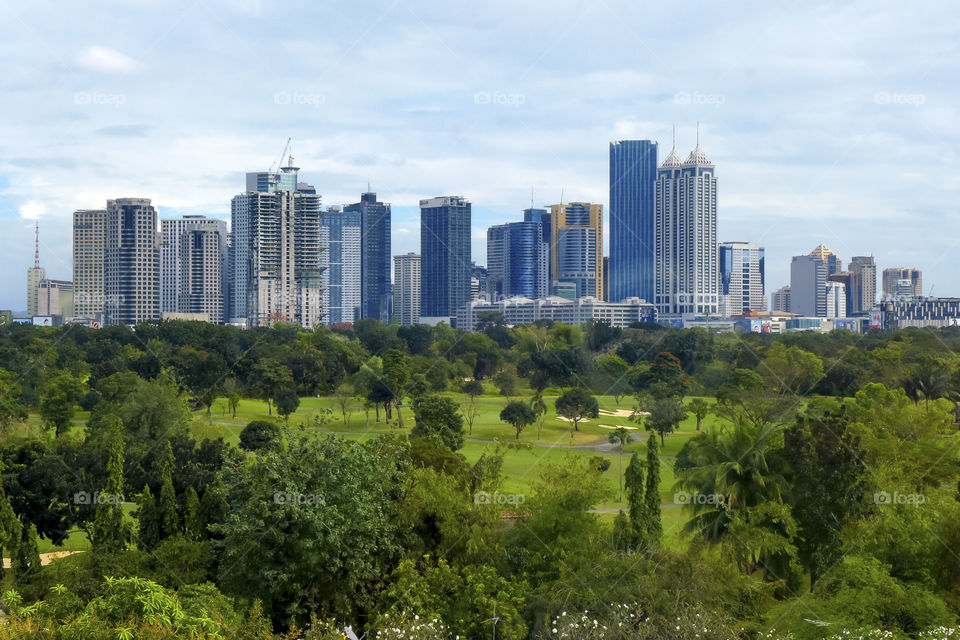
[75,46,143,74]
[18,201,46,220]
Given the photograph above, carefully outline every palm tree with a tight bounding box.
[530,391,547,440]
[902,358,950,410]
[675,417,787,542]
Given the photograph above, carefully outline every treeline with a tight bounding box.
[0,317,958,638]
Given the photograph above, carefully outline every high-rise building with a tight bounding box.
[550,202,603,299]
[829,271,854,317]
[230,159,324,327]
[523,207,551,277]
[37,279,73,318]
[26,222,45,317]
[420,196,471,320]
[160,216,227,316]
[345,191,391,323]
[809,244,842,276]
[179,228,225,322]
[654,143,719,316]
[609,139,658,302]
[105,198,160,325]
[320,206,362,325]
[770,285,791,313]
[393,253,421,326]
[882,267,922,300]
[790,255,826,317]
[486,220,549,300]
[719,242,765,316]
[826,280,847,319]
[73,209,107,320]
[848,256,877,313]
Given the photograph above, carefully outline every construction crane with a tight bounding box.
[268,138,292,185]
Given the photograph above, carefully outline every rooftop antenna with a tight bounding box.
[672,123,676,150]
[33,221,40,269]
[367,177,371,193]
[560,188,564,206]
[696,121,700,148]
[530,186,534,209]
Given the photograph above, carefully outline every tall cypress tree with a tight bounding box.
[136,484,161,551]
[0,465,22,584]
[644,433,663,548]
[91,418,129,555]
[12,522,41,581]
[624,451,647,549]
[184,487,201,541]
[158,441,180,538]
[198,477,228,540]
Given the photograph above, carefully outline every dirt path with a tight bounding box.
[3,550,83,569]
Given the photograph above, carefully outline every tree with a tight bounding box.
[500,401,536,440]
[239,420,282,451]
[629,351,690,399]
[689,398,710,431]
[11,522,40,581]
[530,391,548,440]
[411,395,465,451]
[91,418,129,554]
[40,370,84,436]
[596,354,631,405]
[646,396,688,444]
[555,387,599,432]
[382,349,411,427]
[227,392,241,418]
[644,433,662,547]
[136,484,161,552]
[184,487,202,541]
[461,379,484,435]
[215,434,404,626]
[623,451,646,550]
[251,358,293,415]
[0,462,23,582]
[333,381,355,427]
[273,387,300,425]
[902,357,951,410]
[607,427,631,502]
[0,369,27,433]
[158,441,180,539]
[493,371,518,398]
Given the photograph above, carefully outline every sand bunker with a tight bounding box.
[598,424,639,430]
[557,416,590,423]
[598,409,635,417]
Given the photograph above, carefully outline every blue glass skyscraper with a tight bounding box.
[486,220,548,300]
[345,191,391,323]
[609,140,658,302]
[420,196,471,319]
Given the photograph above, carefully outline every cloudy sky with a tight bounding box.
[1,0,957,310]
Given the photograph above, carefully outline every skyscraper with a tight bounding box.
[550,202,604,299]
[654,142,719,316]
[345,191,391,323]
[809,244,842,276]
[105,198,160,325]
[719,242,765,316]
[179,228,225,322]
[320,206,362,325]
[26,222,45,317]
[848,256,877,313]
[609,139,658,302]
[393,253,421,326]
[420,196,471,320]
[826,280,847,319]
[882,267,922,299]
[73,209,107,320]
[486,221,549,300]
[790,255,826,317]
[160,215,227,316]
[770,285,791,313]
[230,159,324,327]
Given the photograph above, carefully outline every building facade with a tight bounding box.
[420,196,471,320]
[486,220,548,300]
[393,253,421,326]
[178,228,225,322]
[848,256,877,314]
[230,162,324,328]
[550,202,603,299]
[825,280,847,319]
[457,296,655,332]
[160,215,227,316]
[345,191,391,323]
[790,255,826,317]
[882,267,922,300]
[770,285,791,313]
[719,241,765,316]
[653,144,719,316]
[609,139,658,302]
[809,244,842,276]
[37,279,73,318]
[880,297,960,329]
[105,198,160,325]
[73,209,107,320]
[320,206,362,325]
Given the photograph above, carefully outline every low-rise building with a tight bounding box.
[456,296,655,332]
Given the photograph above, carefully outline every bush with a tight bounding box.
[239,420,281,451]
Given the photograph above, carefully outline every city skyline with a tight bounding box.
[1,1,956,309]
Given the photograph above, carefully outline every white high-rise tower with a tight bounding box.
[654,136,719,316]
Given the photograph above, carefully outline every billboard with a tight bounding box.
[0,310,10,326]
[32,316,53,327]
[868,310,882,330]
